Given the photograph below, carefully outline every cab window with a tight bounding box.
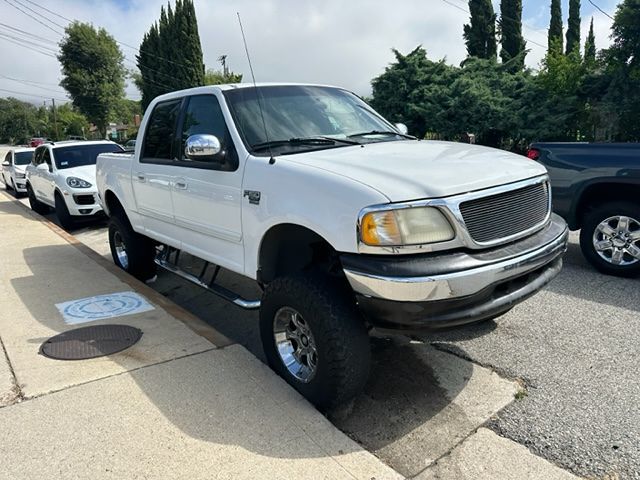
[142,99,182,163]
[178,94,238,171]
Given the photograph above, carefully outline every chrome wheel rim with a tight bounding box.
[273,307,318,383]
[592,215,640,266]
[113,231,129,269]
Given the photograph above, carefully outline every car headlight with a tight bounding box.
[66,177,92,188]
[360,206,455,246]
[16,172,25,179]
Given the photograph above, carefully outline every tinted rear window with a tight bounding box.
[53,144,124,169]
[14,152,33,165]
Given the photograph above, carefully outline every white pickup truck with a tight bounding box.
[96,83,568,409]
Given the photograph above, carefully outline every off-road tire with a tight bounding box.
[260,273,371,411]
[27,183,49,215]
[55,193,76,231]
[108,213,157,281]
[580,201,640,277]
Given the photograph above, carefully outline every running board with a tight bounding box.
[154,256,261,310]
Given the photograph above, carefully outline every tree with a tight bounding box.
[136,0,205,110]
[566,0,582,55]
[0,98,38,143]
[56,104,90,138]
[463,0,497,60]
[58,22,126,137]
[548,0,564,54]
[600,0,640,140]
[499,0,527,71]
[203,69,243,85]
[584,18,597,68]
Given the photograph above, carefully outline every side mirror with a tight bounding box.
[2,161,10,167]
[37,162,50,172]
[395,123,409,135]
[184,134,221,160]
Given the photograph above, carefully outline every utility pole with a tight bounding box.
[218,55,228,77]
[51,98,59,140]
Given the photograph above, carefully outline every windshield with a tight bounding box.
[14,152,33,165]
[53,144,124,169]
[223,85,405,155]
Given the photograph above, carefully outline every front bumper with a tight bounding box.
[342,214,568,331]
[62,190,103,216]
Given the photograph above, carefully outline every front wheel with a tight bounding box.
[580,201,640,277]
[55,193,75,230]
[260,273,371,411]
[108,213,157,281]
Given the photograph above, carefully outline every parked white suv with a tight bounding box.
[25,140,124,229]
[2,147,34,195]
[97,83,568,409]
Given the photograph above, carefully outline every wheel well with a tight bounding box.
[104,190,125,217]
[258,224,340,284]
[575,183,640,228]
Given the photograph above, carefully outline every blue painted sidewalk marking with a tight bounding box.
[55,291,154,324]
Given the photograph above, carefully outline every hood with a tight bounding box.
[285,140,547,202]
[60,164,97,184]
[14,165,26,175]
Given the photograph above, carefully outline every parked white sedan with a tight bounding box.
[2,147,35,195]
[25,140,124,229]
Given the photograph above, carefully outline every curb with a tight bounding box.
[1,190,235,348]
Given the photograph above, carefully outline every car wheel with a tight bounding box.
[580,201,640,277]
[27,184,49,215]
[108,213,157,281]
[260,273,371,411]
[54,193,76,230]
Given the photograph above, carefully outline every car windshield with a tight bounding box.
[14,152,33,165]
[223,85,406,155]
[53,144,124,169]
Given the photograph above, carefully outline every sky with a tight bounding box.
[0,0,621,106]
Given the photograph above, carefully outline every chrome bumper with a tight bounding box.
[344,216,568,303]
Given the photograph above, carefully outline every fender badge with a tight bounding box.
[243,190,261,205]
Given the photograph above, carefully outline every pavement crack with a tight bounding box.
[0,334,25,407]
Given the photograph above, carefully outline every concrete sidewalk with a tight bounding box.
[0,195,401,480]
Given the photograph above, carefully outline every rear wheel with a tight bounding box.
[108,213,157,281]
[55,193,75,230]
[580,201,640,277]
[27,183,49,215]
[260,273,371,410]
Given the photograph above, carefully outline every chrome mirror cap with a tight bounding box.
[185,134,221,159]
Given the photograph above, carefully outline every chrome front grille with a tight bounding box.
[459,181,550,244]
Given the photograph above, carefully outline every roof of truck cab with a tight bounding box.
[11,147,35,153]
[48,140,119,149]
[152,82,345,102]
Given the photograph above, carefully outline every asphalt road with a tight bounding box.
[15,191,640,479]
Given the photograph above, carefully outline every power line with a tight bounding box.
[441,0,546,50]
[12,0,67,30]
[0,75,66,95]
[587,0,615,21]
[0,31,58,53]
[3,0,64,36]
[0,86,68,101]
[0,22,59,44]
[0,34,58,58]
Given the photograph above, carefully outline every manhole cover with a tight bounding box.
[40,324,142,360]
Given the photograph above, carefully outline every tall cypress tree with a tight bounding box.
[548,0,563,54]
[499,0,526,71]
[463,0,497,60]
[136,0,205,110]
[566,0,582,55]
[584,17,596,67]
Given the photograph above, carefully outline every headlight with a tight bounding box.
[360,206,455,246]
[66,177,92,188]
[16,172,25,179]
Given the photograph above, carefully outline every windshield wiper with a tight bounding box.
[251,136,359,152]
[347,130,415,140]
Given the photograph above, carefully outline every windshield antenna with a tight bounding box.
[237,12,275,164]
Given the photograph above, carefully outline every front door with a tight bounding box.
[171,93,245,273]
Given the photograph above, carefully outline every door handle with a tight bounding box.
[136,173,146,182]
[174,180,187,190]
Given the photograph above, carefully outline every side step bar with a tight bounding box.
[154,251,261,310]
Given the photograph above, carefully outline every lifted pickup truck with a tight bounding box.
[97,83,568,409]
[529,142,640,277]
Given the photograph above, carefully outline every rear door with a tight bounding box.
[39,148,56,205]
[2,151,11,184]
[132,98,183,245]
[170,93,244,272]
[29,147,47,199]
